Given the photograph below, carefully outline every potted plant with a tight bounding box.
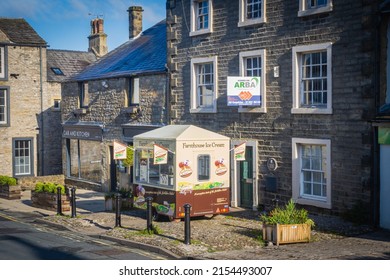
[260,199,315,245]
[104,188,133,211]
[0,175,21,200]
[31,182,70,212]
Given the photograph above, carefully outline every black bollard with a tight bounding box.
[115,192,121,227]
[71,187,76,218]
[146,197,153,232]
[184,204,191,245]
[56,187,63,216]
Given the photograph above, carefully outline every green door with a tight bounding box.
[239,146,253,208]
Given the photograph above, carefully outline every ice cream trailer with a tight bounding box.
[132,125,230,220]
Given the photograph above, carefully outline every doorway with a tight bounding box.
[109,146,117,192]
[239,146,253,208]
[231,140,258,210]
[380,144,390,229]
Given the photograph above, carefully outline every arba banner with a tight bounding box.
[153,144,168,165]
[113,141,127,160]
[227,76,261,106]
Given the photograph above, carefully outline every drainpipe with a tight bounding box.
[165,64,171,125]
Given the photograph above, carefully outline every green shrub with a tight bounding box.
[34,182,65,194]
[0,175,17,186]
[105,188,133,199]
[122,146,134,167]
[260,199,315,227]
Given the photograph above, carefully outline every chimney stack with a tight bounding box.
[128,6,143,39]
[88,18,108,57]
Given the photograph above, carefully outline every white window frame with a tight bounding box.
[298,0,333,17]
[0,46,6,80]
[127,77,140,106]
[238,49,267,113]
[13,138,34,177]
[190,0,213,37]
[238,0,267,27]
[0,87,10,126]
[292,138,331,209]
[190,56,218,113]
[79,82,89,108]
[292,42,332,114]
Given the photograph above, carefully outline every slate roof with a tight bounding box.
[0,18,47,46]
[72,19,167,81]
[47,50,97,82]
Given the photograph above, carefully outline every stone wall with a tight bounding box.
[167,0,376,215]
[0,45,62,177]
[61,74,167,192]
[0,45,45,177]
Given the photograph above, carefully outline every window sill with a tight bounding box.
[190,108,217,114]
[291,107,332,114]
[298,6,333,17]
[238,18,266,27]
[294,196,331,209]
[189,29,212,37]
[238,106,267,113]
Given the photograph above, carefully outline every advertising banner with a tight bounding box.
[227,76,261,106]
[234,142,246,161]
[153,144,168,165]
[113,140,127,160]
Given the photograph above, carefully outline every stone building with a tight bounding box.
[166,0,383,225]
[46,49,96,175]
[0,18,97,179]
[61,7,167,192]
[0,18,47,178]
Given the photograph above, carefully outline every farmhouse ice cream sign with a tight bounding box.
[227,76,261,106]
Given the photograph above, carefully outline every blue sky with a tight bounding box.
[1,0,166,51]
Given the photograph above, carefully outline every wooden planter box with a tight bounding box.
[0,184,21,200]
[31,191,70,212]
[262,223,311,246]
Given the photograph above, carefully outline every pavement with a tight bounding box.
[1,188,390,260]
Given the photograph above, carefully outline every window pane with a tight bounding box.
[300,144,327,199]
[300,51,327,107]
[14,140,31,175]
[196,63,214,108]
[198,155,210,180]
[79,140,101,183]
[308,0,328,8]
[197,1,209,30]
[313,183,322,196]
[244,56,261,77]
[247,0,262,19]
[303,182,312,195]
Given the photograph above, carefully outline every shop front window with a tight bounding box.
[134,148,174,188]
[67,139,101,183]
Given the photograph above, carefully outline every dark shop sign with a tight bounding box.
[62,125,102,141]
